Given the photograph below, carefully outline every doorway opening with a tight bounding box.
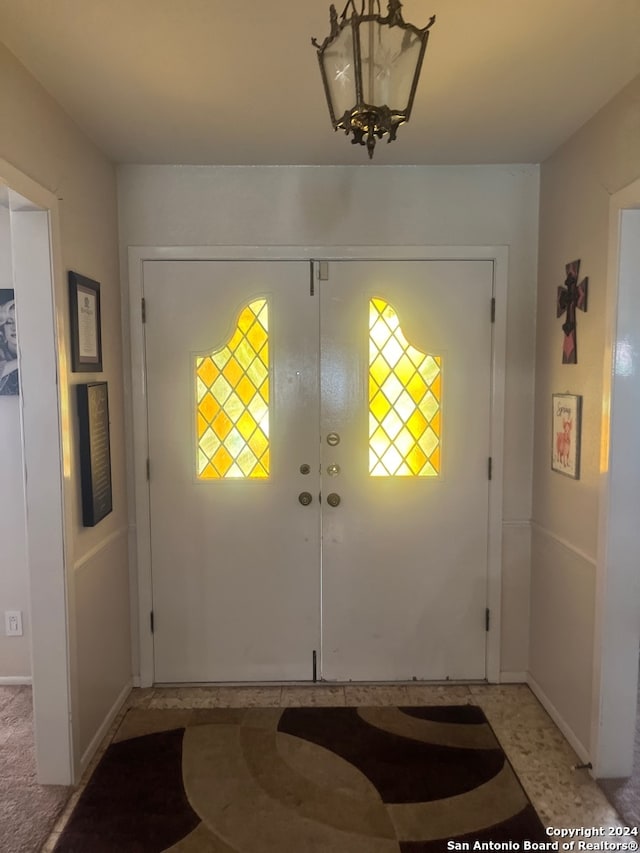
[0,188,30,685]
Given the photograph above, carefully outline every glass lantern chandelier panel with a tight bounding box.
[312,0,435,158]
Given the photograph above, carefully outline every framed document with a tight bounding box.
[77,382,113,526]
[69,271,103,372]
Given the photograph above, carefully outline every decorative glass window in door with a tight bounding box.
[195,299,269,479]
[369,297,441,476]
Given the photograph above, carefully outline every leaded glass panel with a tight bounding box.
[196,299,269,479]
[369,297,441,477]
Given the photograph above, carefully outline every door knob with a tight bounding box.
[327,492,341,507]
[298,492,313,506]
[299,464,311,475]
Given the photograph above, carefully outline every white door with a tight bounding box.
[320,261,492,681]
[144,258,493,683]
[144,260,321,682]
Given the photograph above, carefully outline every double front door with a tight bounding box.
[144,259,493,683]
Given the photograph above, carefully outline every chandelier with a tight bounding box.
[312,0,435,158]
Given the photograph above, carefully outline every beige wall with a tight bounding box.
[531,75,640,752]
[0,43,131,765]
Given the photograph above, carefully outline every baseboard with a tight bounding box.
[131,675,141,688]
[0,676,32,685]
[79,679,132,775]
[499,671,527,683]
[527,673,591,766]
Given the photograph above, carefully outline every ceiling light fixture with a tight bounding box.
[312,0,435,159]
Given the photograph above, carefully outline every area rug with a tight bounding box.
[0,685,71,853]
[54,704,546,852]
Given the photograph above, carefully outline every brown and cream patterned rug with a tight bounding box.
[54,704,546,852]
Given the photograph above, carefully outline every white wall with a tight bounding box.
[0,43,131,779]
[118,163,540,679]
[531,75,640,758]
[0,199,30,680]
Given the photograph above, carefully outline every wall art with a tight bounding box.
[77,382,112,526]
[0,288,19,395]
[552,393,582,479]
[557,259,588,364]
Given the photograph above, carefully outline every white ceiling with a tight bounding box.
[1,0,639,166]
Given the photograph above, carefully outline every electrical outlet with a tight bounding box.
[5,611,23,637]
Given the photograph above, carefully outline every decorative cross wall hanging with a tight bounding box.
[557,259,588,364]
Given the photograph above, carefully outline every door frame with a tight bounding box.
[1,159,74,783]
[129,245,508,687]
[590,178,640,777]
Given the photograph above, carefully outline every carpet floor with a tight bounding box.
[54,704,546,852]
[0,686,71,853]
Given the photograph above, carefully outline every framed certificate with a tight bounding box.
[69,271,103,372]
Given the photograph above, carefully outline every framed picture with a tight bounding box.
[551,393,582,479]
[69,271,102,372]
[77,382,112,526]
[0,288,19,395]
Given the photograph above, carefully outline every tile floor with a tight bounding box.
[41,683,629,851]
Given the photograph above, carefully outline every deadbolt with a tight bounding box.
[327,492,341,507]
[327,463,340,476]
[298,491,313,506]
[299,463,311,475]
[327,432,340,446]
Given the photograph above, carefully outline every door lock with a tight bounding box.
[299,464,311,475]
[327,463,340,476]
[326,432,340,446]
[326,492,341,507]
[298,491,313,506]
